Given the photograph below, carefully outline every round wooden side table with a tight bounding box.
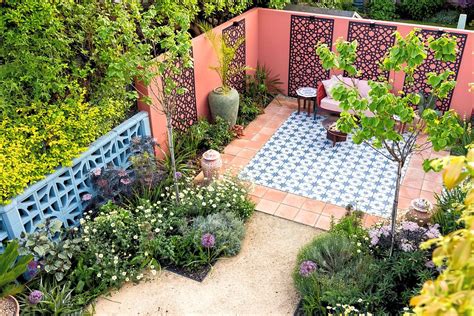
[296,87,317,117]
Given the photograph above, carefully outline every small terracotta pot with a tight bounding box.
[0,295,20,316]
[201,150,222,181]
[406,198,433,226]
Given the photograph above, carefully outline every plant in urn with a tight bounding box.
[406,198,433,226]
[201,149,222,181]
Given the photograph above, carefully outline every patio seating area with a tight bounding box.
[223,96,444,230]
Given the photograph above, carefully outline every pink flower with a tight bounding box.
[97,179,108,187]
[120,178,132,185]
[118,169,128,177]
[92,168,102,176]
[82,193,92,201]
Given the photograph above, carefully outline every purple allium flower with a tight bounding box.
[299,260,317,277]
[175,171,182,180]
[28,290,43,305]
[120,178,132,185]
[92,168,102,176]
[82,193,92,201]
[425,260,435,268]
[201,233,216,248]
[118,169,128,177]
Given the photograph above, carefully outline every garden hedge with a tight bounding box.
[0,0,289,205]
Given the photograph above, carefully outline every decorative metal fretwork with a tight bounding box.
[223,19,246,93]
[288,15,334,97]
[344,22,397,81]
[162,49,198,131]
[403,29,467,113]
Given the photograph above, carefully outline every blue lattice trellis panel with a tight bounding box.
[0,112,151,244]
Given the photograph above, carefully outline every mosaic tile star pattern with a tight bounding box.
[239,112,411,218]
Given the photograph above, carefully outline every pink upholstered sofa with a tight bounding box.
[317,75,372,116]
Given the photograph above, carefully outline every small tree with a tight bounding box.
[315,30,464,255]
[133,6,194,204]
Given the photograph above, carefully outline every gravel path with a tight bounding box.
[93,212,321,315]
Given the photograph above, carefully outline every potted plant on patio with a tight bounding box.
[0,241,33,316]
[316,31,464,256]
[201,22,248,127]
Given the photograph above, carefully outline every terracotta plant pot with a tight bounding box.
[406,198,433,226]
[0,295,20,316]
[208,87,239,127]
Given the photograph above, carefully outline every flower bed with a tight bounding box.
[12,173,254,314]
[293,178,469,316]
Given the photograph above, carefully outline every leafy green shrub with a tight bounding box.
[450,120,473,156]
[202,117,235,151]
[432,185,467,234]
[399,0,445,21]
[245,64,283,108]
[238,96,263,126]
[426,10,461,26]
[0,2,153,205]
[369,250,437,313]
[368,0,398,20]
[191,212,245,257]
[18,219,81,282]
[294,234,377,314]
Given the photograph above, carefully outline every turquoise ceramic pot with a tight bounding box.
[208,87,239,127]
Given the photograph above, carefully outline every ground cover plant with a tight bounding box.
[294,211,442,314]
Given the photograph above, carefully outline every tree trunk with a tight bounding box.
[166,118,180,204]
[389,160,404,257]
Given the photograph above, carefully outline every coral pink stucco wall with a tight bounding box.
[140,7,474,150]
[258,8,474,117]
[138,8,259,153]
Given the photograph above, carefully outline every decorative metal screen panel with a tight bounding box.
[344,22,397,81]
[288,15,334,97]
[0,112,151,244]
[403,30,467,113]
[223,19,246,93]
[162,49,198,131]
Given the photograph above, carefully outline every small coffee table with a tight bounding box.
[322,116,347,146]
[296,87,317,117]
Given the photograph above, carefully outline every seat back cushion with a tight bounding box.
[321,75,342,99]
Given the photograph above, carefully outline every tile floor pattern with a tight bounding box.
[239,112,408,218]
[221,96,445,231]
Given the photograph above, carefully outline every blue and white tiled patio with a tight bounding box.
[222,96,445,230]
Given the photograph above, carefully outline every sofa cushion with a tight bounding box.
[357,80,371,99]
[320,96,374,117]
[320,97,342,113]
[321,75,342,99]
